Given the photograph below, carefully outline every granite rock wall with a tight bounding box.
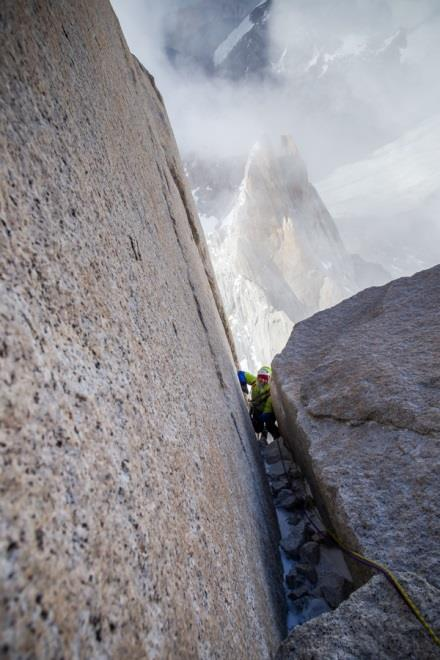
[0,2,284,657]
[272,266,440,658]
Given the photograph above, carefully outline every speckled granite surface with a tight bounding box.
[0,2,284,657]
[273,267,440,658]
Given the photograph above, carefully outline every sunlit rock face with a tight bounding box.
[206,136,386,372]
[272,265,440,658]
[0,1,285,657]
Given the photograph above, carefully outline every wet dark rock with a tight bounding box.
[287,584,309,600]
[314,546,353,608]
[319,574,352,609]
[280,521,306,557]
[287,465,303,480]
[290,595,308,613]
[286,510,303,525]
[265,452,290,466]
[274,489,297,510]
[264,434,353,634]
[299,541,320,565]
[304,523,320,541]
[275,483,307,510]
[285,570,307,590]
[288,477,305,493]
[296,562,317,585]
[263,440,291,465]
[270,477,289,494]
[302,598,331,620]
[266,461,289,479]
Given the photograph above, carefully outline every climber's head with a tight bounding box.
[257,366,271,384]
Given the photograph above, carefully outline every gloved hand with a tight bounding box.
[237,370,248,393]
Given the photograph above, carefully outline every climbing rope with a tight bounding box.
[270,437,440,648]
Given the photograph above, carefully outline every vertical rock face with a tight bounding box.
[0,2,284,657]
[272,266,440,658]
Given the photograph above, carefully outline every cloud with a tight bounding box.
[111,0,440,178]
[110,0,439,276]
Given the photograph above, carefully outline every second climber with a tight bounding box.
[237,366,280,440]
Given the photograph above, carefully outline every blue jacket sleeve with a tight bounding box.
[237,370,248,393]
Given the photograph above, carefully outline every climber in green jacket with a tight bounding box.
[237,366,280,440]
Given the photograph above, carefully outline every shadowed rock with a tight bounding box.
[299,542,320,565]
[280,521,307,557]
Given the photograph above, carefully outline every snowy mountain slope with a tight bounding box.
[316,115,440,276]
[317,115,440,217]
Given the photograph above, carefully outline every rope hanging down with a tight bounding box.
[272,438,440,648]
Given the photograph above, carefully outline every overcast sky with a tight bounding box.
[111,0,440,178]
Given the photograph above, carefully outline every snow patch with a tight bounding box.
[213,1,269,67]
[199,214,220,235]
[319,34,367,76]
[304,48,320,72]
[376,30,402,55]
[273,48,288,74]
[214,15,254,67]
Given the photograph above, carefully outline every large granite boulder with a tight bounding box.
[0,1,284,657]
[272,266,440,658]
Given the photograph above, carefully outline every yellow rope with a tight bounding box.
[326,529,440,647]
[270,431,439,647]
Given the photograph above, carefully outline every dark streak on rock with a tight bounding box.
[230,412,248,457]
[168,205,226,390]
[166,162,238,365]
[128,235,141,261]
[1,218,12,238]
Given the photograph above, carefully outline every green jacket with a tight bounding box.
[243,371,273,414]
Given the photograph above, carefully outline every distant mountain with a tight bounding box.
[163,0,258,73]
[213,0,273,80]
[317,114,440,277]
[202,137,388,371]
[165,1,437,367]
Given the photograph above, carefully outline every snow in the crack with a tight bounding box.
[214,15,254,66]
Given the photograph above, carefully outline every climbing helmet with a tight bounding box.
[257,366,271,384]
